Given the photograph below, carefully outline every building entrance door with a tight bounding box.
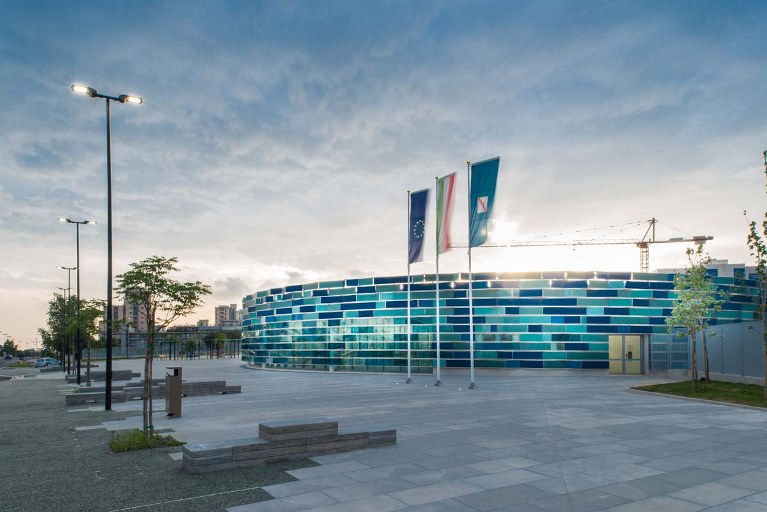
[608,335,643,374]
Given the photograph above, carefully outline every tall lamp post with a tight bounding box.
[58,267,76,373]
[71,84,142,410]
[59,218,95,384]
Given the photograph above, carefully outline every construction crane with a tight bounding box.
[480,218,713,272]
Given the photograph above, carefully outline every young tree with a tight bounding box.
[69,298,106,384]
[39,293,72,364]
[116,256,210,437]
[666,246,725,389]
[2,338,19,356]
[745,149,767,398]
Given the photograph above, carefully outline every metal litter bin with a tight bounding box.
[166,366,182,418]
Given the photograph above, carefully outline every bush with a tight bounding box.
[9,361,34,368]
[109,428,185,453]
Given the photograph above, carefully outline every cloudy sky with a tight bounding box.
[1,1,765,347]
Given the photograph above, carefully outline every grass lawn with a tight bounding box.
[634,380,767,408]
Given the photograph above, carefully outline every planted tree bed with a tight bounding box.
[634,380,767,408]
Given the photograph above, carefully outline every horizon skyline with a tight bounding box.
[1,1,765,348]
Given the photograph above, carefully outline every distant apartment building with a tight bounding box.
[119,295,148,333]
[215,304,241,328]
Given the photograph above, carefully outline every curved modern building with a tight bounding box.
[241,270,760,375]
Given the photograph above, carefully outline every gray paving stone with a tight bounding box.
[414,452,489,470]
[562,472,618,492]
[320,476,417,502]
[400,498,483,511]
[525,476,571,495]
[304,494,408,512]
[388,480,486,506]
[468,456,541,474]
[721,471,767,491]
[226,491,338,512]
[670,481,756,506]
[454,483,554,511]
[346,462,425,482]
[467,469,550,490]
[532,489,629,512]
[661,467,729,486]
[698,460,762,475]
[745,491,767,504]
[288,461,370,479]
[402,466,486,485]
[705,500,767,512]
[600,495,705,512]
[596,477,683,501]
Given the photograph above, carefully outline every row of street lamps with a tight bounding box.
[62,84,142,410]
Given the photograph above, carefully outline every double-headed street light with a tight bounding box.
[59,218,95,384]
[71,84,142,410]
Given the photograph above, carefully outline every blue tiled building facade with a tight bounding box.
[241,271,760,373]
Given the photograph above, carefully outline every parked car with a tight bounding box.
[34,357,61,368]
[3,354,12,360]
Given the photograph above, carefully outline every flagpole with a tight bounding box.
[467,161,476,389]
[434,176,442,387]
[406,190,413,384]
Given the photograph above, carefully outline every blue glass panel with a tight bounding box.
[543,307,586,315]
[586,290,618,297]
[551,280,588,288]
[374,276,408,284]
[520,289,543,297]
[341,302,377,310]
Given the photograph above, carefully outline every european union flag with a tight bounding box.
[408,189,429,264]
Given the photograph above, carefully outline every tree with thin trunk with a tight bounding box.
[745,149,767,398]
[666,246,724,389]
[116,256,210,438]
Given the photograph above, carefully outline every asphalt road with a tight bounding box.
[0,368,313,512]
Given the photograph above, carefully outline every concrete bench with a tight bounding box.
[183,419,396,473]
[66,370,138,383]
[67,378,241,405]
[119,380,241,400]
[39,366,64,373]
[65,391,126,405]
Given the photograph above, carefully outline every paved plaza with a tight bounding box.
[91,359,767,511]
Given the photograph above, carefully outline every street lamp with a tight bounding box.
[58,267,76,374]
[59,218,95,384]
[71,84,142,410]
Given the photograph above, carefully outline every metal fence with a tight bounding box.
[85,334,241,361]
[650,321,763,382]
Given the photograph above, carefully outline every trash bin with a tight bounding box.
[166,366,182,418]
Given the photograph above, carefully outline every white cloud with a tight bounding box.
[1,1,766,345]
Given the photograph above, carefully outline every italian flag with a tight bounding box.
[436,172,456,254]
